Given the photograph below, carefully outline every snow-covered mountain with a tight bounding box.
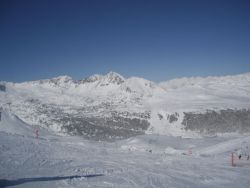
[1,72,250,140]
[1,107,250,188]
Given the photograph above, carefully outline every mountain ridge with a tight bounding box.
[3,71,250,86]
[1,72,250,140]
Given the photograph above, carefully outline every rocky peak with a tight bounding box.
[80,74,103,83]
[80,72,125,86]
[50,75,73,84]
[0,82,6,92]
[38,75,73,86]
[103,72,125,85]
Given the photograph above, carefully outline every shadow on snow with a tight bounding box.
[0,174,104,187]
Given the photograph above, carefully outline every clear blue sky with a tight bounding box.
[1,0,250,82]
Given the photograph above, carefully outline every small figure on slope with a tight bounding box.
[35,128,39,139]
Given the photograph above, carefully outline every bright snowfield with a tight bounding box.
[1,72,250,138]
[1,72,250,187]
[1,110,250,188]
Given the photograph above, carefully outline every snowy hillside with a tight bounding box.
[1,72,250,140]
[1,109,250,188]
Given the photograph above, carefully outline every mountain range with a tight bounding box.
[1,72,250,141]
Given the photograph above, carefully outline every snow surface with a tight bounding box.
[1,110,250,188]
[1,72,250,187]
[1,72,250,137]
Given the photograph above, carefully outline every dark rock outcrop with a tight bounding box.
[0,83,6,92]
[182,109,250,134]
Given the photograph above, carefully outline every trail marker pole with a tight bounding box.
[35,129,39,139]
[0,107,2,121]
[231,153,235,167]
[188,148,192,155]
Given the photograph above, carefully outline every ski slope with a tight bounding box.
[1,110,250,188]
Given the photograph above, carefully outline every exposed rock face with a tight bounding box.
[167,113,179,123]
[182,109,250,134]
[104,72,125,85]
[0,83,6,92]
[79,72,125,86]
[1,72,250,140]
[80,74,103,83]
[9,98,150,141]
[38,76,73,86]
[62,116,150,141]
[158,114,163,120]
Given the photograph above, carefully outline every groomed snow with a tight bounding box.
[1,110,250,188]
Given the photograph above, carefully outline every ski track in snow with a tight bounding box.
[1,131,250,188]
[1,73,250,187]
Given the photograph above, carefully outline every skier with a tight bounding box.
[236,148,242,160]
[241,142,250,160]
[243,145,250,160]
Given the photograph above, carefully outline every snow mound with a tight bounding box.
[0,109,35,136]
[0,109,49,137]
[198,136,250,156]
[164,147,184,155]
